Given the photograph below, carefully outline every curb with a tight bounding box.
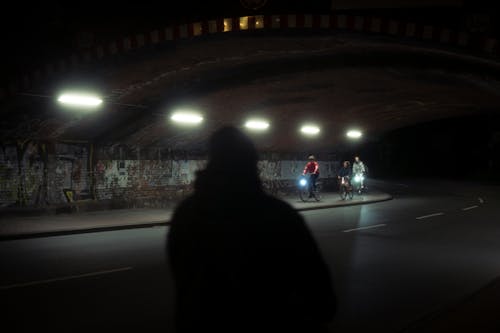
[0,194,392,241]
[0,221,169,242]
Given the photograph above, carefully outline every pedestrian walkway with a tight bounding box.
[0,190,391,240]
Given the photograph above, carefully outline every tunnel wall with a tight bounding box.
[0,143,341,209]
[0,143,89,208]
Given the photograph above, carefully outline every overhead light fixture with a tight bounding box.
[57,93,103,108]
[300,125,320,135]
[245,119,269,130]
[170,111,203,125]
[346,130,363,139]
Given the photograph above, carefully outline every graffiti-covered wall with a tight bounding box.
[91,158,340,207]
[0,146,19,207]
[93,159,208,207]
[0,142,89,208]
[49,144,89,203]
[0,143,46,207]
[258,160,340,180]
[1,142,340,208]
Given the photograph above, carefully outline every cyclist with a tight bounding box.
[337,160,352,188]
[303,155,320,198]
[352,156,367,191]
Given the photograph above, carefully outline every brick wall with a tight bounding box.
[0,142,89,207]
[0,146,19,207]
[0,143,44,207]
[1,143,340,208]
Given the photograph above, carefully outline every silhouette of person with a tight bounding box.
[167,126,336,333]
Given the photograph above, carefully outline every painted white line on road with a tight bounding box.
[462,205,478,211]
[342,224,387,233]
[0,267,133,291]
[416,212,444,220]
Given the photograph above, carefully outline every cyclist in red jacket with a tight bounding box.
[303,155,320,198]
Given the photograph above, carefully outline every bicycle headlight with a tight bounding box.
[354,174,364,182]
[299,179,307,187]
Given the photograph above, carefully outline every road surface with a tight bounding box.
[1,179,499,332]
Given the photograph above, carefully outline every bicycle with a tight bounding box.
[298,175,322,202]
[352,173,366,195]
[338,176,353,200]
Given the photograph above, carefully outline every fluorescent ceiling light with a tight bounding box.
[170,112,203,124]
[346,130,363,139]
[57,93,103,107]
[300,125,320,135]
[245,119,269,130]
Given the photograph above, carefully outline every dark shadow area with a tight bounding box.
[356,113,500,183]
[167,126,336,332]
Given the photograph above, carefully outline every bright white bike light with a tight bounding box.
[299,179,307,186]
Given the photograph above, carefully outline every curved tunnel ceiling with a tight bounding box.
[3,18,500,153]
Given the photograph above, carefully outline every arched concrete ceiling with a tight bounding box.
[3,23,500,153]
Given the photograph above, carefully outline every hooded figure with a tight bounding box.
[167,126,336,333]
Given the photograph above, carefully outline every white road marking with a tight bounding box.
[462,205,478,211]
[0,267,133,291]
[416,212,444,220]
[342,224,387,233]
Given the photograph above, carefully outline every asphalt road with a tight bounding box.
[1,179,499,332]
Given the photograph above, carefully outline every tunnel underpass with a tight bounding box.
[1,2,500,332]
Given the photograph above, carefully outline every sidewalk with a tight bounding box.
[0,191,391,240]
